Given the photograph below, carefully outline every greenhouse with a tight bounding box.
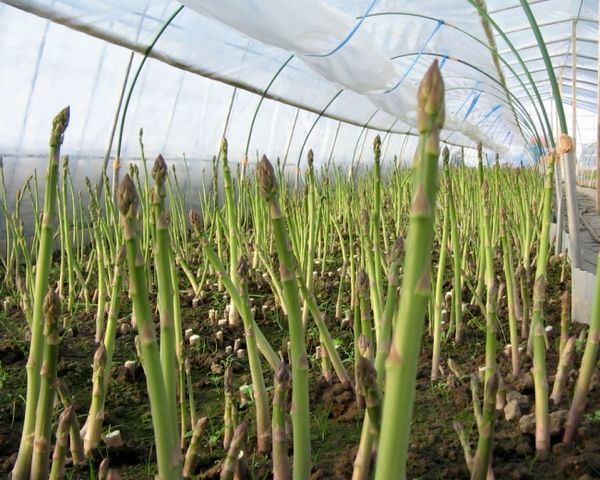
[1,0,600,478]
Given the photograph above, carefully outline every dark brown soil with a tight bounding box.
[1,255,600,479]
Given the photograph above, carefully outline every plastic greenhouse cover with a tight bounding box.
[0,0,598,169]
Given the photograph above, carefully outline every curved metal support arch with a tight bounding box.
[380,119,409,165]
[443,84,540,143]
[350,108,381,167]
[115,5,185,160]
[244,54,295,157]
[296,89,344,167]
[295,63,526,170]
[389,52,543,147]
[445,86,527,134]
[441,90,538,154]
[383,93,537,164]
[361,10,550,149]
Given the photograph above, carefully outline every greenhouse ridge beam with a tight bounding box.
[5,0,483,152]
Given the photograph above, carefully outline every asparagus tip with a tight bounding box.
[152,154,168,184]
[417,60,445,130]
[390,235,405,262]
[236,256,250,281]
[357,269,369,293]
[221,137,228,156]
[117,173,138,216]
[442,146,450,164]
[274,361,290,386]
[258,155,277,198]
[43,288,61,321]
[93,343,107,368]
[374,134,382,158]
[534,275,547,298]
[188,209,202,231]
[51,106,70,146]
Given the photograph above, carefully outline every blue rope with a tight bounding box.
[439,54,448,70]
[479,104,502,124]
[306,0,379,57]
[463,92,481,120]
[485,114,502,134]
[384,19,444,93]
[491,120,504,138]
[454,81,480,115]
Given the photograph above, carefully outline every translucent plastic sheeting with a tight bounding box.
[577,142,598,187]
[161,0,513,154]
[0,1,528,158]
[0,4,428,165]
[1,0,598,165]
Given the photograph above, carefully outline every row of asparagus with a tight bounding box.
[5,61,600,480]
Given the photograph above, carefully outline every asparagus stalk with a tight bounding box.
[357,356,382,434]
[374,235,404,383]
[352,354,383,480]
[99,458,110,480]
[236,256,272,454]
[500,210,520,377]
[550,336,576,405]
[84,344,108,455]
[55,379,85,465]
[82,246,125,452]
[559,290,570,357]
[223,367,236,451]
[272,362,292,480]
[220,139,241,327]
[185,357,197,432]
[471,373,499,480]
[117,174,182,479]
[530,154,555,452]
[49,406,73,480]
[375,60,445,480]
[13,107,69,480]
[151,154,180,448]
[259,155,311,480]
[30,288,62,480]
[370,136,384,342]
[564,251,600,443]
[357,269,374,361]
[183,417,208,478]
[220,421,248,480]
[446,152,463,344]
[432,160,450,381]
